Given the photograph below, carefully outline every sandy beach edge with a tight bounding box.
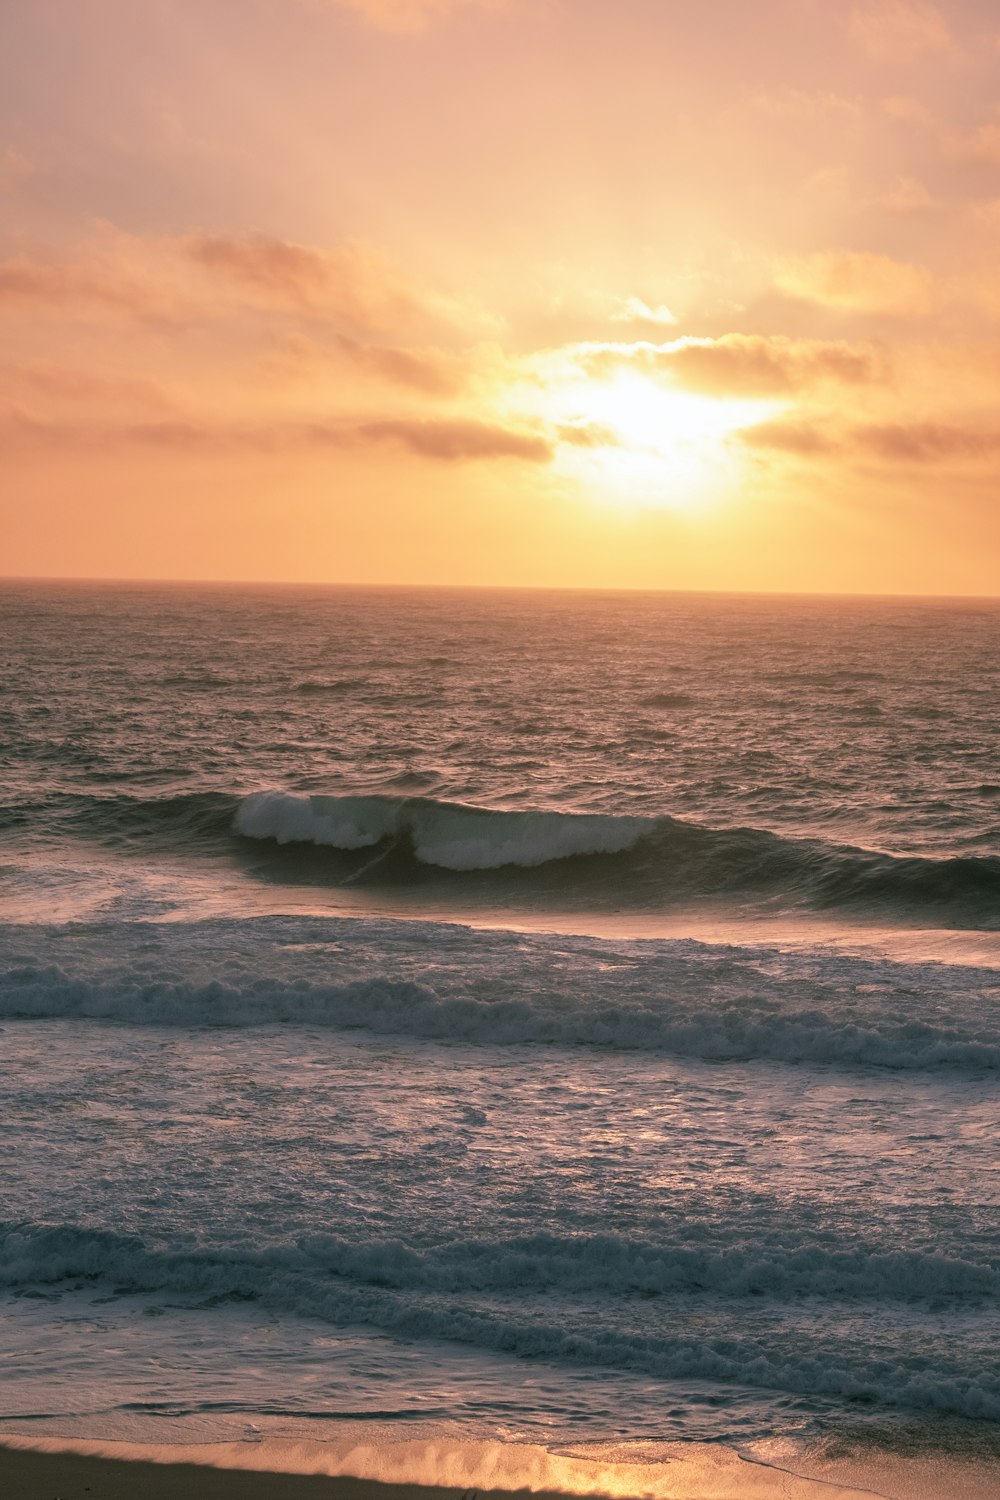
[0,1433,905,1500]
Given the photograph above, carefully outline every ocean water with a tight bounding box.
[1,581,998,1491]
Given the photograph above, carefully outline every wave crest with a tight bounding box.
[235,792,655,871]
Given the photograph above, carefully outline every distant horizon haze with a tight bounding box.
[2,573,1000,603]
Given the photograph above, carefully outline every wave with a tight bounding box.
[159,672,236,691]
[2,915,997,1069]
[639,692,698,709]
[4,1221,996,1308]
[235,792,655,870]
[7,788,1000,927]
[765,670,885,687]
[3,1221,998,1421]
[233,792,1000,927]
[10,790,240,846]
[203,1230,1000,1305]
[294,677,368,695]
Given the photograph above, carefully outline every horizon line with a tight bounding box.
[1,573,999,604]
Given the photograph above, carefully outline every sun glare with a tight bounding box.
[553,375,779,510]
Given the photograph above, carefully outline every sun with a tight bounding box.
[549,374,779,510]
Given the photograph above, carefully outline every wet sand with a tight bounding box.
[0,1435,915,1500]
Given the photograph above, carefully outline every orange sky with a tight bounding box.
[3,0,1000,593]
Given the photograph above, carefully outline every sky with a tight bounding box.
[2,0,1000,593]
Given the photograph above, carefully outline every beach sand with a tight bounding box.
[0,1446,384,1499]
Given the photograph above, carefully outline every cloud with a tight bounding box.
[882,175,935,215]
[352,416,550,460]
[775,251,934,317]
[0,361,172,411]
[609,296,677,328]
[748,90,862,124]
[314,0,499,32]
[0,252,175,321]
[848,1,954,59]
[738,419,838,457]
[186,232,494,334]
[570,334,887,396]
[0,231,490,344]
[803,166,855,204]
[556,421,620,449]
[185,234,444,332]
[857,421,1000,462]
[268,332,469,395]
[348,342,468,394]
[0,410,551,463]
[739,417,1000,464]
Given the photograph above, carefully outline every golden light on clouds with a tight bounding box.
[541,373,779,512]
[2,0,1000,592]
[776,250,936,319]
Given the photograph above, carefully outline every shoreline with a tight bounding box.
[2,1433,997,1500]
[0,1435,874,1500]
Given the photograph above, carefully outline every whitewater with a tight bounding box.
[0,580,998,1491]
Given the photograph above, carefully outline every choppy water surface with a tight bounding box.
[0,581,997,1488]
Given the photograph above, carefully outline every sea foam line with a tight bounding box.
[2,912,998,1071]
[2,961,998,1070]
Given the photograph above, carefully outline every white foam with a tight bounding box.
[2,964,997,1068]
[235,792,399,851]
[235,792,655,870]
[2,912,998,1069]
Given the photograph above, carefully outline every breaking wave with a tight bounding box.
[233,792,1000,927]
[235,791,655,870]
[6,788,1000,927]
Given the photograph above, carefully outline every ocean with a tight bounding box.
[1,580,998,1493]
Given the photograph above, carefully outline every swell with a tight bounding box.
[6,788,1000,927]
[3,1221,998,1422]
